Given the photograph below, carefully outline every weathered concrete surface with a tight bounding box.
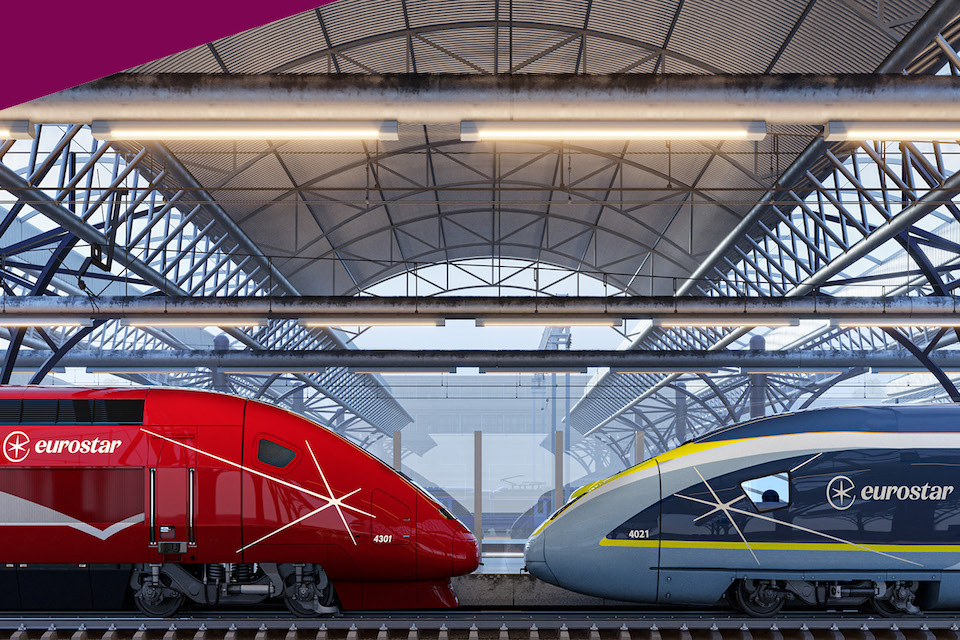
[6,73,960,124]
[453,574,636,607]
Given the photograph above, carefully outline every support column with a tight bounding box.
[211,334,229,392]
[675,382,687,442]
[291,386,304,414]
[749,335,767,419]
[473,430,482,544]
[554,430,564,510]
[392,431,402,471]
[564,372,571,453]
[634,430,644,464]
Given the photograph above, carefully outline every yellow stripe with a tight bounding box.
[569,438,744,501]
[599,538,960,552]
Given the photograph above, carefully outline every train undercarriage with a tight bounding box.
[730,578,923,616]
[131,562,338,617]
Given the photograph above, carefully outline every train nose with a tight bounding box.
[524,532,558,585]
[451,529,480,575]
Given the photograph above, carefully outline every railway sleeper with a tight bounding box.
[732,579,923,616]
[131,562,339,617]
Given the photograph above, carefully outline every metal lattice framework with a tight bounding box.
[0,126,411,442]
[571,9,960,456]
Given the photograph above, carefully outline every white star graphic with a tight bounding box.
[139,428,375,553]
[832,483,853,502]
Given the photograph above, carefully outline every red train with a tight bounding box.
[0,387,479,616]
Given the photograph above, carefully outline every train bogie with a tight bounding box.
[525,406,960,615]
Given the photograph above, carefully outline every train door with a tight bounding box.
[371,489,414,576]
[147,430,196,557]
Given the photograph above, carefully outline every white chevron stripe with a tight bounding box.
[0,490,142,540]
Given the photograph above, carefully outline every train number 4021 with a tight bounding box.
[627,529,650,539]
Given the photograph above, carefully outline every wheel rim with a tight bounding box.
[135,588,184,617]
[734,580,784,617]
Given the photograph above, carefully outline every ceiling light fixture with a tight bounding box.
[613,368,720,374]
[349,368,458,374]
[0,317,92,327]
[91,120,400,141]
[738,367,846,375]
[478,367,588,374]
[0,121,33,140]
[121,317,265,328]
[300,318,445,327]
[460,120,767,142]
[475,318,621,327]
[653,317,798,328]
[832,317,960,328]
[824,121,960,142]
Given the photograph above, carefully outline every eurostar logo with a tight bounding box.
[827,475,856,511]
[2,431,30,463]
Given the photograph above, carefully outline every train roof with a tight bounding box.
[693,404,960,444]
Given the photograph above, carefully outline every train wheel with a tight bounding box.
[134,584,185,617]
[871,581,920,616]
[732,580,785,617]
[283,567,338,617]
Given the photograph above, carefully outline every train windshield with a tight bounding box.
[395,469,459,520]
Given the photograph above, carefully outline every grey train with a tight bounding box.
[524,406,960,616]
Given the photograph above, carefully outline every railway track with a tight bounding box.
[2,611,959,639]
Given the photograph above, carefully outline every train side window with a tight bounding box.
[257,438,297,468]
[741,472,790,512]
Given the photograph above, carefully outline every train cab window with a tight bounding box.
[741,472,790,512]
[257,438,297,468]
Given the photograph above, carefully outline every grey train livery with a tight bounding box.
[524,406,960,615]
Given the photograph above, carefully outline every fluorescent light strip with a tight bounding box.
[832,318,960,328]
[476,318,621,327]
[614,368,720,374]
[301,318,445,327]
[869,368,960,375]
[654,318,798,328]
[350,368,457,374]
[825,121,960,142]
[91,120,400,141]
[121,317,265,327]
[0,317,91,327]
[86,367,197,374]
[738,368,846,375]
[478,368,588,374]
[461,120,766,142]
[220,368,325,374]
[0,121,33,140]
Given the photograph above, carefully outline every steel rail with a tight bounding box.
[2,611,959,632]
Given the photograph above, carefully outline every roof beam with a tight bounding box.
[4,294,960,324]
[5,74,960,124]
[6,348,960,371]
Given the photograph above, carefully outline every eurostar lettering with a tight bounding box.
[33,438,123,455]
[861,484,955,501]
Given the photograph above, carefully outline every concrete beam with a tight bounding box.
[4,74,960,125]
[2,295,959,324]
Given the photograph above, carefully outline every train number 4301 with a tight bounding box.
[373,534,393,543]
[627,529,650,539]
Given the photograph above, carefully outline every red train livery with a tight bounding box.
[0,387,479,615]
